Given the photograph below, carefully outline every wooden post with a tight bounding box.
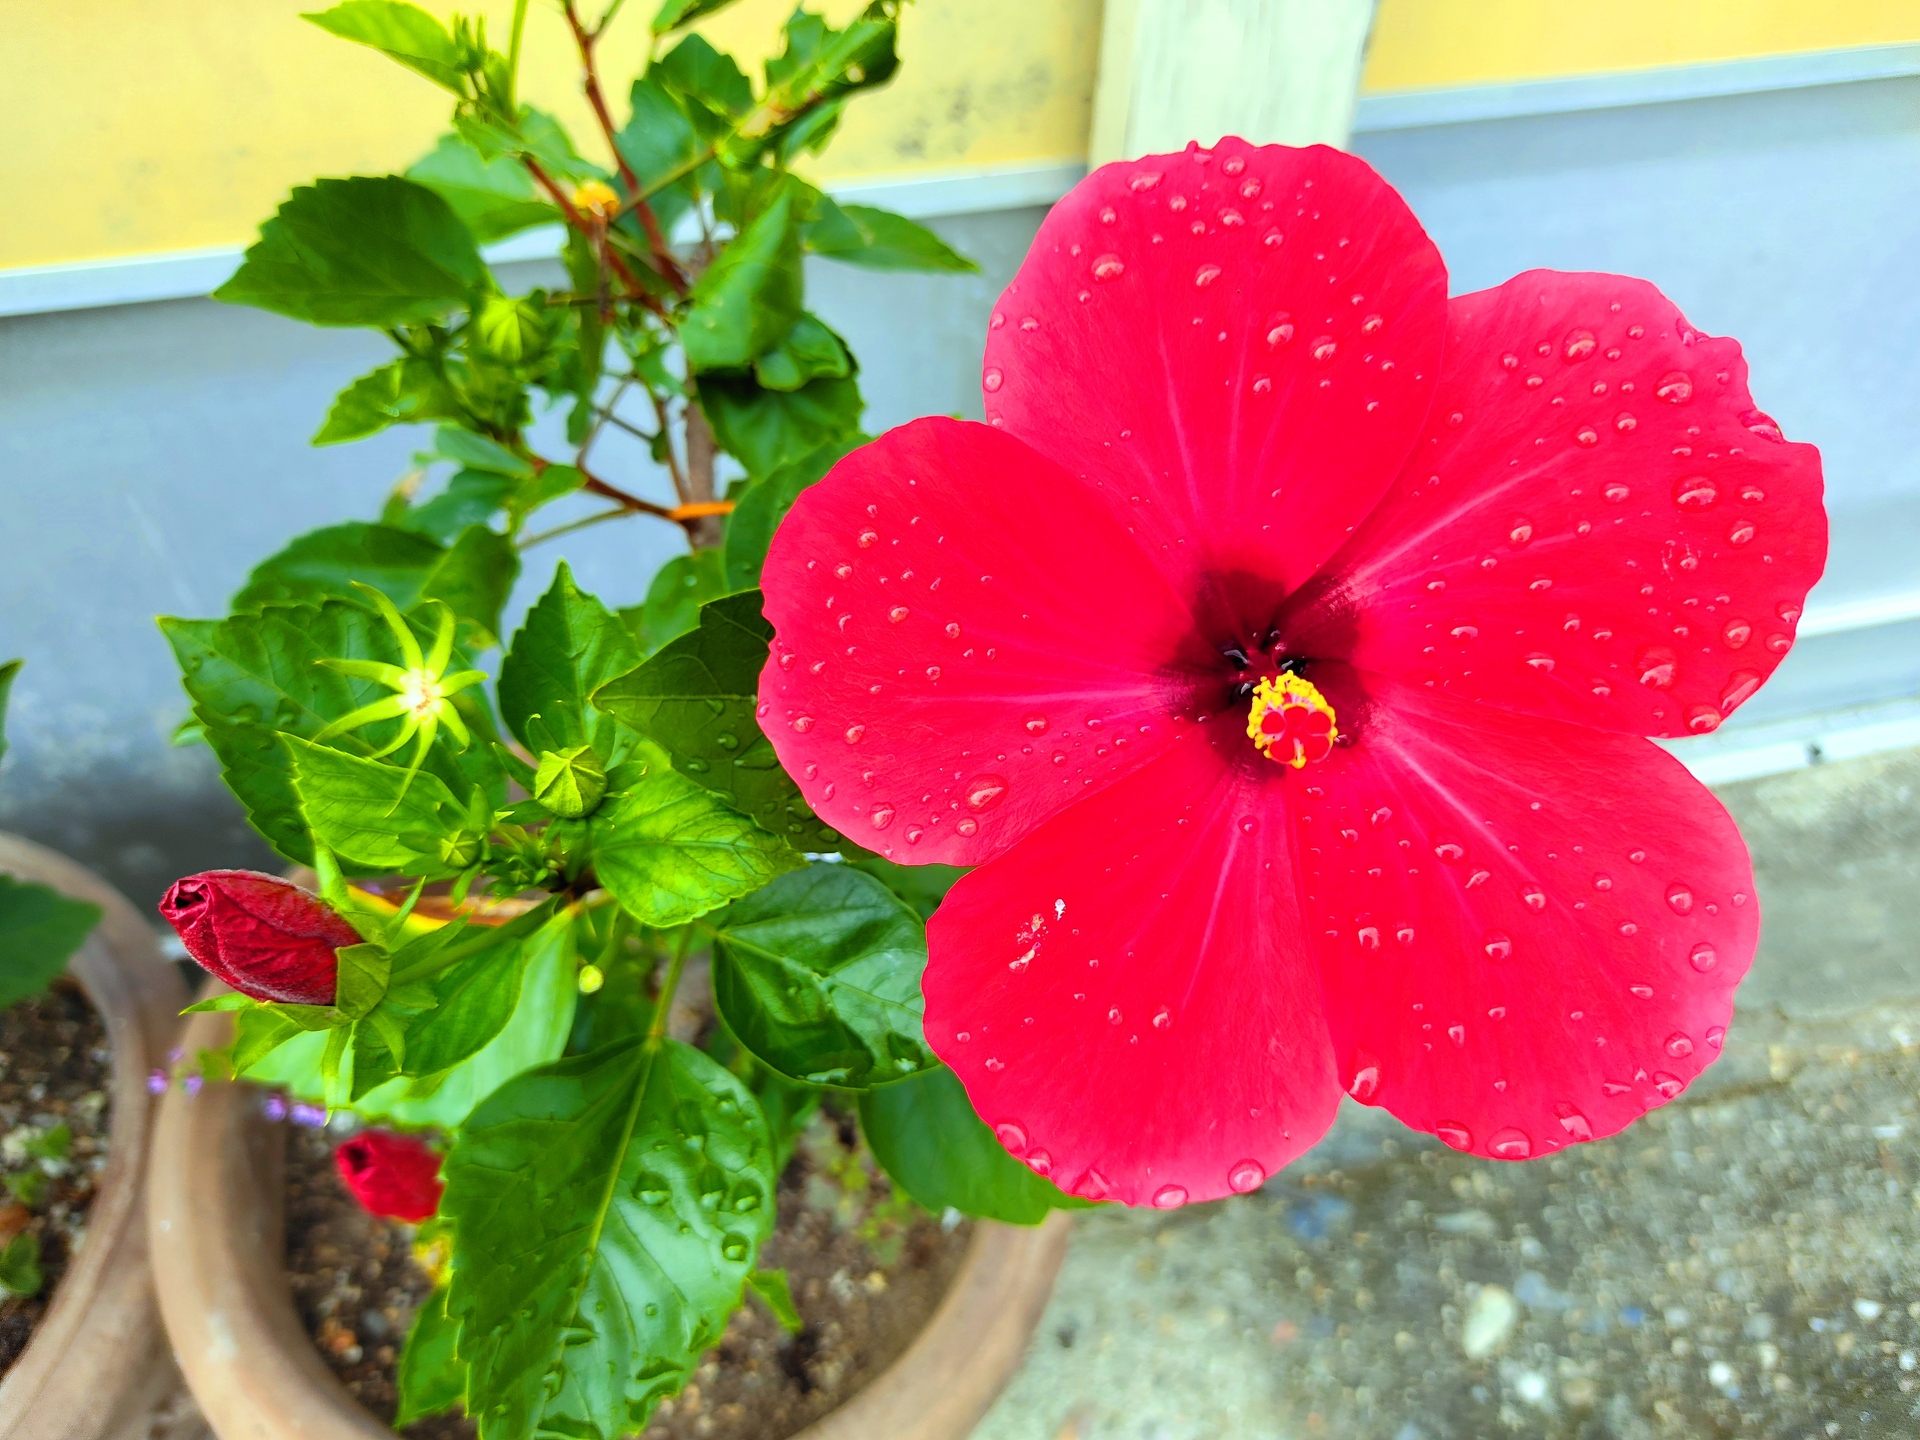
[1091,0,1378,164]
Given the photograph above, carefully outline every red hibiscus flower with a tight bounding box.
[159,869,358,1007]
[757,141,1825,1207]
[335,1130,444,1223]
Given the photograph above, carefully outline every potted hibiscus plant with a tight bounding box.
[147,4,1075,1439]
[146,0,1829,1436]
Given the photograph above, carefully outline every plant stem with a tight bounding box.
[563,0,688,294]
[646,928,695,1044]
[681,393,724,549]
[649,389,689,502]
[506,0,529,108]
[521,154,663,315]
[516,506,633,550]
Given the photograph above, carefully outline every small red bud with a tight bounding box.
[334,1130,444,1223]
[157,869,356,1006]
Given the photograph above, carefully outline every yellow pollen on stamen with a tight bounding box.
[398,669,446,722]
[1246,673,1339,769]
[571,180,621,220]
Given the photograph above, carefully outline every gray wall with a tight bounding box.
[3,70,1917,904]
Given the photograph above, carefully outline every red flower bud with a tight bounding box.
[157,869,357,1006]
[334,1130,444,1223]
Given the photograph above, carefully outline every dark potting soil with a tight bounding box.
[285,1111,973,1440]
[0,983,113,1377]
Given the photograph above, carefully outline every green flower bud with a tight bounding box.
[437,829,486,870]
[475,294,548,362]
[534,745,607,819]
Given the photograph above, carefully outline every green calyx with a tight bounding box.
[533,744,607,818]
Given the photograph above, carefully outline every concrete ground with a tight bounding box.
[970,748,1920,1440]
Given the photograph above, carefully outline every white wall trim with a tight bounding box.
[1353,42,1920,133]
[1660,697,1920,787]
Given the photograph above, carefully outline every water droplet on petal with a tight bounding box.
[1023,713,1049,735]
[1521,885,1546,911]
[1092,253,1124,282]
[1727,520,1756,547]
[1673,475,1717,509]
[1555,1104,1594,1142]
[956,817,979,837]
[1705,1025,1726,1049]
[1576,427,1602,448]
[1436,1121,1473,1151]
[1227,1160,1266,1193]
[1653,1072,1684,1098]
[1152,1006,1171,1030]
[965,774,1009,812]
[1665,1032,1695,1058]
[1447,1023,1466,1046]
[1194,263,1221,288]
[844,724,865,744]
[1634,646,1678,689]
[982,368,1004,393]
[1434,842,1465,863]
[1311,336,1338,364]
[1152,1184,1189,1209]
[791,715,815,733]
[1562,328,1596,361]
[1509,519,1534,546]
[1483,932,1513,963]
[869,804,895,830]
[1129,171,1162,192]
[1655,371,1693,404]
[1488,1127,1532,1159]
[995,1121,1027,1153]
[858,529,878,548]
[1665,883,1694,914]
[1629,983,1654,999]
[1689,941,1718,972]
[1347,1065,1380,1102]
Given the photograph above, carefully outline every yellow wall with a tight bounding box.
[1363,0,1920,93]
[5,0,1918,271]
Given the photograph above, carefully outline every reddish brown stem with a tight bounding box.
[522,154,669,319]
[681,397,724,550]
[563,1,688,295]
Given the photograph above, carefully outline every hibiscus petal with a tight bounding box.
[924,723,1341,1206]
[982,139,1448,622]
[759,417,1215,865]
[1292,271,1826,737]
[1296,669,1757,1160]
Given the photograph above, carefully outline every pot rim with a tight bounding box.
[0,831,188,1439]
[150,1003,1070,1440]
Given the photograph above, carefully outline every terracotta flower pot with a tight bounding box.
[0,833,189,1440]
[150,1004,1072,1440]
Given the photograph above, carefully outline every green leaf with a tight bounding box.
[745,1269,802,1334]
[618,549,730,657]
[0,658,18,765]
[699,371,863,478]
[314,357,462,445]
[408,133,554,244]
[750,5,900,163]
[284,734,473,877]
[161,601,502,867]
[399,904,559,1079]
[844,851,966,922]
[334,942,393,1020]
[396,1286,467,1425]
[586,748,803,927]
[860,1065,1093,1225]
[723,435,861,589]
[595,592,836,851]
[652,34,754,128]
[434,426,535,478]
[395,469,515,542]
[420,523,518,648]
[682,187,802,372]
[498,562,642,752]
[707,864,933,1087]
[752,313,850,392]
[231,522,446,613]
[473,294,549,363]
[616,78,700,196]
[215,176,490,327]
[808,202,978,273]
[0,877,100,1009]
[0,1233,42,1299]
[248,909,579,1128]
[303,1,466,91]
[443,1037,775,1439]
[652,0,742,34]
